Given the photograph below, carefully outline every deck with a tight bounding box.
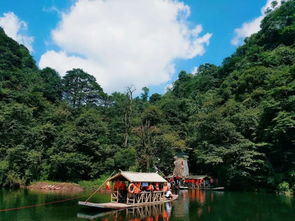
[78,194,178,210]
[78,201,132,209]
[77,203,167,220]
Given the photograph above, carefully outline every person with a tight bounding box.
[162,183,169,192]
[210,177,214,187]
[118,182,127,203]
[167,182,171,190]
[105,181,111,190]
[134,182,141,194]
[155,183,160,191]
[142,182,148,191]
[147,183,154,191]
[114,181,126,191]
[165,189,172,199]
[200,179,204,187]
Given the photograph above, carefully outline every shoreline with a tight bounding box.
[22,178,108,194]
[26,181,85,194]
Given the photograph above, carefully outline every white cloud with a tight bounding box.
[0,12,34,51]
[39,0,212,93]
[231,0,287,46]
[191,66,199,74]
[165,83,173,92]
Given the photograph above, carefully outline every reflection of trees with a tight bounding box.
[172,190,190,220]
[80,191,295,221]
[188,190,216,219]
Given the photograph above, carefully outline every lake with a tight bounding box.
[0,189,294,221]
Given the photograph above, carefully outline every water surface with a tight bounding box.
[0,189,294,221]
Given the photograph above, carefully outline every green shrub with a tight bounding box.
[4,172,24,188]
[79,175,109,190]
[277,181,293,195]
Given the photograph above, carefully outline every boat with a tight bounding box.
[79,171,178,210]
[199,186,224,191]
[178,186,189,190]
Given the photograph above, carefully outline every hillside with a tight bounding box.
[0,0,294,192]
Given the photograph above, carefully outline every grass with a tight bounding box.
[78,175,109,190]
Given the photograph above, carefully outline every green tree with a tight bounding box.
[40,67,62,102]
[62,68,105,108]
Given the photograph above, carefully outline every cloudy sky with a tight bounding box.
[0,0,285,94]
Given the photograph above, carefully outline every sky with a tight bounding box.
[0,0,285,95]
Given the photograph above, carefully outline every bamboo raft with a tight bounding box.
[79,171,178,210]
[79,192,178,210]
[77,203,167,219]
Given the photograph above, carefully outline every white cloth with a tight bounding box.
[165,190,172,198]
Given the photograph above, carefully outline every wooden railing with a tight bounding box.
[126,191,165,205]
[111,191,119,202]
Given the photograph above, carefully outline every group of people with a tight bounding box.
[184,177,215,188]
[165,176,216,189]
[112,181,172,201]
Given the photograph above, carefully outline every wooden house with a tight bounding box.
[79,171,177,210]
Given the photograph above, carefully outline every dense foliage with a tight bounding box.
[0,1,294,191]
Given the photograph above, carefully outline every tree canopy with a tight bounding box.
[0,1,294,191]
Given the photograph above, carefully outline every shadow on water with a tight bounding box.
[76,190,220,221]
[77,190,295,221]
[78,203,172,220]
[0,189,294,221]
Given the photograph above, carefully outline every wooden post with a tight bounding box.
[111,191,119,202]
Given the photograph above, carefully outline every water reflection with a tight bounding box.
[77,190,218,221]
[171,189,220,220]
[1,189,293,221]
[78,203,172,221]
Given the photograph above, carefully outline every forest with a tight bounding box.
[0,0,294,192]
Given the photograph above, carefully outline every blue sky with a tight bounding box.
[0,0,275,94]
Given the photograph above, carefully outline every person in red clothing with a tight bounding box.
[147,183,154,191]
[155,183,160,191]
[105,181,111,190]
[200,179,204,187]
[195,179,199,188]
[113,181,119,191]
[162,183,169,192]
[134,182,142,194]
[119,181,126,190]
[114,181,126,191]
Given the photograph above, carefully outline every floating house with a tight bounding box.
[79,171,177,210]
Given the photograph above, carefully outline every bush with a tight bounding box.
[277,181,293,195]
[3,172,24,188]
[78,175,109,190]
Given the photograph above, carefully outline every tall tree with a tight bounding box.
[124,86,135,147]
[40,67,62,102]
[141,87,150,102]
[62,68,104,108]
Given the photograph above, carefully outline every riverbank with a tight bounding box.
[27,181,84,193]
[25,177,108,193]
